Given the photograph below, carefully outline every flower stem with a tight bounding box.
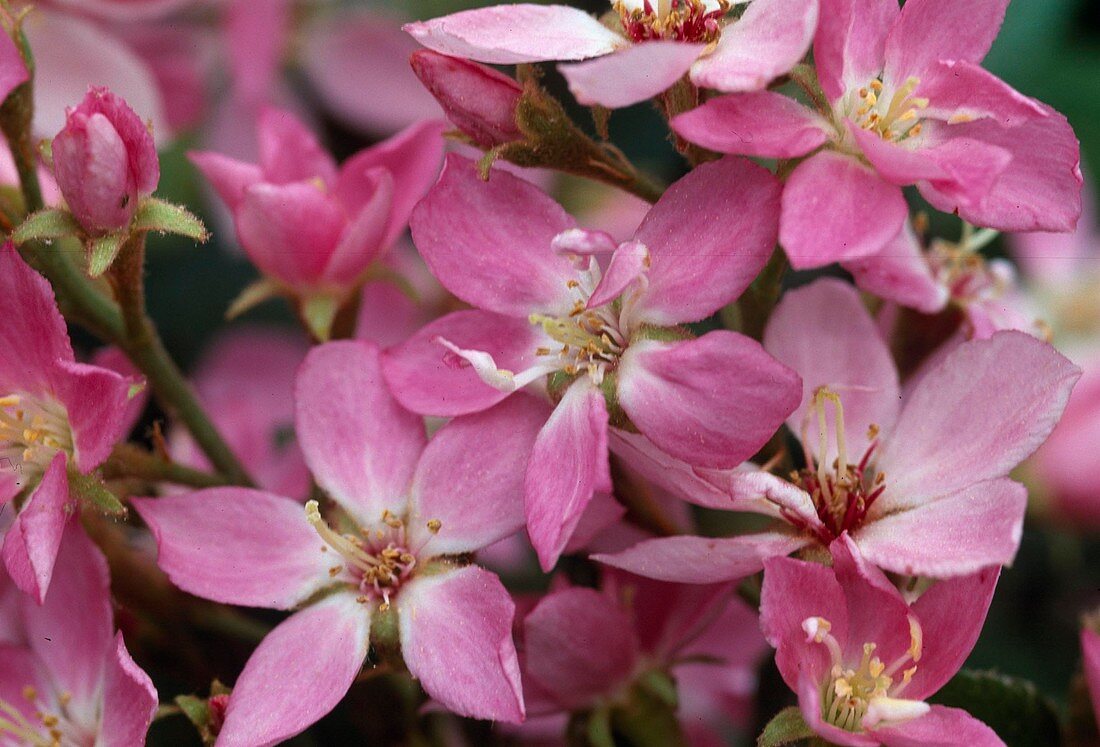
[102,443,231,489]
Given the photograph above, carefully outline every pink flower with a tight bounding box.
[134,341,549,742]
[405,0,819,109]
[761,534,1002,745]
[0,523,157,746]
[0,243,139,603]
[673,0,1082,269]
[0,22,28,106]
[51,86,160,235]
[382,154,801,569]
[597,279,1078,583]
[1082,625,1100,726]
[189,108,445,310]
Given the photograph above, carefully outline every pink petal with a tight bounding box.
[256,107,338,186]
[133,490,335,609]
[690,0,819,92]
[225,0,292,104]
[632,156,782,324]
[562,490,626,554]
[98,634,158,747]
[918,60,1045,126]
[670,92,830,158]
[218,594,370,746]
[609,430,743,511]
[617,332,801,469]
[878,331,1079,504]
[0,29,28,105]
[813,0,898,101]
[884,0,1009,83]
[52,0,192,21]
[321,169,393,286]
[398,566,524,722]
[90,346,148,440]
[410,155,580,316]
[187,151,263,213]
[763,278,900,464]
[1083,628,1100,725]
[588,240,649,308]
[404,5,625,65]
[593,531,811,583]
[523,586,638,710]
[296,341,425,524]
[844,222,949,314]
[2,455,71,604]
[525,380,610,570]
[871,704,1002,747]
[551,227,619,256]
[779,152,908,268]
[797,671,881,747]
[855,478,1025,577]
[383,310,543,417]
[0,244,73,394]
[560,41,703,109]
[408,395,550,554]
[0,646,49,722]
[54,360,135,474]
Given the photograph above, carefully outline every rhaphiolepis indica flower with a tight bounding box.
[135,341,548,743]
[761,535,1003,745]
[597,279,1078,582]
[383,154,801,569]
[673,0,1082,268]
[405,0,818,109]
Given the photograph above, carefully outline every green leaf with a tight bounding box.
[174,694,209,730]
[12,208,81,244]
[133,197,208,241]
[66,467,127,517]
[87,233,126,277]
[929,669,1062,747]
[758,706,814,747]
[299,293,340,343]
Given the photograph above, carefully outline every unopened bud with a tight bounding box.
[410,50,522,149]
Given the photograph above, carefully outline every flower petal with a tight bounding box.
[187,151,263,213]
[398,565,524,722]
[813,0,898,101]
[0,244,73,395]
[884,0,1009,83]
[256,108,338,187]
[870,704,1002,747]
[588,240,649,309]
[560,41,703,109]
[617,332,801,469]
[2,455,71,604]
[609,430,744,511]
[218,594,370,746]
[54,360,135,474]
[671,92,830,158]
[844,222,948,314]
[98,634,158,747]
[1082,628,1100,725]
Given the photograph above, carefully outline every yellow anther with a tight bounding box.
[426,519,442,534]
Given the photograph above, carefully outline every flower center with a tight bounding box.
[0,685,92,747]
[849,77,928,143]
[0,394,73,485]
[803,616,926,733]
[788,388,886,542]
[614,0,729,44]
[925,225,1007,305]
[305,501,441,609]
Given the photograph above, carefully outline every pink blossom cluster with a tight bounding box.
[1,0,1100,746]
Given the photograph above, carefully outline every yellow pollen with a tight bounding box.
[426,519,442,534]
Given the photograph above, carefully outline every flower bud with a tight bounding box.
[410,50,522,149]
[52,87,159,235]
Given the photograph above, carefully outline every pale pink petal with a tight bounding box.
[2,455,71,604]
[0,244,73,394]
[813,0,898,101]
[690,0,819,92]
[845,223,949,314]
[411,155,580,316]
[0,646,49,722]
[1083,628,1100,724]
[256,108,338,186]
[383,310,544,417]
[98,634,158,747]
[779,152,908,268]
[52,0,192,21]
[763,278,900,463]
[525,380,610,570]
[133,489,335,609]
[187,151,263,212]
[878,331,1079,504]
[917,61,1045,126]
[55,360,135,473]
[218,594,370,746]
[588,240,649,308]
[884,0,1009,83]
[670,92,829,158]
[617,333,801,469]
[523,587,638,710]
[408,395,550,554]
[551,227,619,256]
[593,531,811,583]
[404,5,625,65]
[1008,181,1095,279]
[398,566,524,722]
[296,341,425,524]
[830,534,915,664]
[225,0,292,104]
[871,704,1002,747]
[633,156,782,324]
[560,41,703,108]
[855,478,1025,577]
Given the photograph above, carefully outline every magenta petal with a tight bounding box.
[383,310,543,417]
[296,341,425,524]
[256,108,339,187]
[878,331,1080,504]
[779,152,908,268]
[398,566,524,722]
[671,92,829,158]
[404,5,624,64]
[593,531,810,583]
[813,0,898,101]
[411,154,580,316]
[588,240,649,309]
[525,380,610,570]
[870,704,1002,747]
[918,60,1045,126]
[884,0,1009,83]
[524,587,638,710]
[0,244,73,394]
[2,455,71,604]
[830,534,914,664]
[133,490,335,609]
[187,151,263,213]
[690,0,819,92]
[609,430,744,511]
[321,169,393,286]
[844,223,948,314]
[0,28,28,105]
[409,395,550,554]
[633,156,782,324]
[763,278,900,463]
[55,360,134,473]
[98,634,158,747]
[219,594,370,746]
[560,41,703,108]
[617,333,801,469]
[856,478,1025,578]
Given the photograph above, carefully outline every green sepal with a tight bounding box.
[12,208,81,244]
[66,466,127,517]
[226,279,282,319]
[757,706,815,747]
[133,197,209,242]
[929,669,1062,747]
[299,293,341,343]
[87,233,126,277]
[174,694,209,732]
